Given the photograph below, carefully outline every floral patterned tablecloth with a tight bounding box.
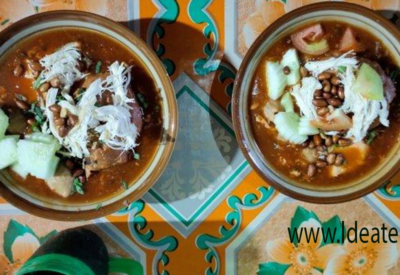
[1,0,400,274]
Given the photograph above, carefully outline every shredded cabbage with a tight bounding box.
[43,62,139,158]
[305,51,358,77]
[291,77,322,119]
[39,42,86,89]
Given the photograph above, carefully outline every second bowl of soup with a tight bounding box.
[233,3,400,203]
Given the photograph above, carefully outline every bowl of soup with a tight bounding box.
[233,3,400,203]
[0,11,177,220]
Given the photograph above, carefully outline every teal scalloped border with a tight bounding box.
[188,0,220,75]
[118,200,178,275]
[195,187,275,275]
[148,0,179,75]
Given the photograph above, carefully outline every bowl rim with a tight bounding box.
[0,10,178,220]
[232,2,400,204]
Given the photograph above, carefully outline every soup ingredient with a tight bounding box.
[305,51,358,77]
[45,165,74,198]
[281,49,301,85]
[274,112,307,144]
[280,93,294,112]
[266,61,287,100]
[291,24,329,55]
[339,28,365,52]
[17,139,60,179]
[298,116,319,135]
[0,137,18,169]
[352,63,384,100]
[291,77,322,119]
[11,162,29,179]
[0,109,9,140]
[39,42,85,89]
[311,109,352,131]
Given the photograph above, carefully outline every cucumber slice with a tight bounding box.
[281,49,301,85]
[298,116,319,135]
[0,138,18,170]
[281,93,294,112]
[0,109,9,140]
[266,61,287,100]
[25,133,62,152]
[353,63,384,100]
[17,140,60,179]
[11,162,29,179]
[274,112,308,144]
[4,135,20,142]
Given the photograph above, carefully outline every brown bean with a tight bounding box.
[308,141,316,149]
[327,153,337,164]
[316,160,327,168]
[79,175,87,183]
[39,82,50,93]
[338,87,345,100]
[30,61,42,72]
[58,125,68,137]
[307,164,317,177]
[316,145,326,152]
[338,138,352,147]
[77,61,86,71]
[27,118,36,125]
[15,99,30,110]
[13,65,24,77]
[322,80,331,92]
[68,114,79,126]
[313,99,328,107]
[54,117,65,126]
[330,76,341,85]
[335,154,345,165]
[314,89,322,98]
[300,67,309,77]
[318,72,331,80]
[332,135,340,144]
[65,159,74,170]
[331,86,338,95]
[49,104,61,113]
[323,92,332,99]
[317,107,329,116]
[50,77,61,88]
[330,85,337,95]
[313,135,323,146]
[73,169,84,177]
[325,136,333,146]
[283,66,291,75]
[327,98,342,107]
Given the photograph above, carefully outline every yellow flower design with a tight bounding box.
[324,229,399,275]
[267,219,344,275]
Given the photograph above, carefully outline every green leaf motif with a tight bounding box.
[4,219,38,263]
[290,206,321,246]
[258,262,290,275]
[39,230,58,245]
[322,215,346,246]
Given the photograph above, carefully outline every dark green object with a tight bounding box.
[15,228,143,275]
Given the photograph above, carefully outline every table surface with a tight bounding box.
[1,0,400,274]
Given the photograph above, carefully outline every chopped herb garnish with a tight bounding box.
[0,19,9,26]
[15,94,27,101]
[95,203,102,211]
[137,93,149,109]
[56,94,65,102]
[133,153,141,160]
[390,69,400,82]
[338,66,346,74]
[30,102,44,126]
[76,88,86,102]
[366,130,378,145]
[94,102,102,107]
[154,105,160,112]
[121,180,128,190]
[73,178,85,195]
[95,61,102,74]
[32,73,44,90]
[30,123,40,132]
